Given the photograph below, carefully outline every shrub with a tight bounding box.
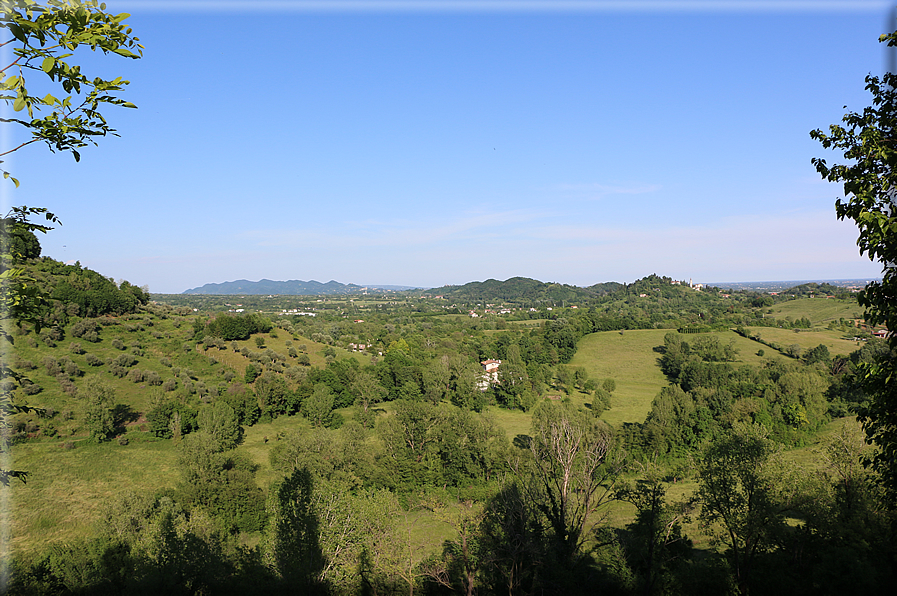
[43,356,61,375]
[70,319,100,342]
[61,441,75,450]
[117,435,129,446]
[85,353,102,367]
[145,371,162,386]
[109,364,127,378]
[163,378,177,392]
[39,329,57,347]
[14,357,35,370]
[244,363,259,384]
[64,361,82,378]
[127,368,145,383]
[111,338,125,350]
[21,382,42,396]
[114,353,137,368]
[68,342,84,355]
[160,357,172,367]
[60,379,78,397]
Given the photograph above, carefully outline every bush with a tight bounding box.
[85,353,103,367]
[117,435,129,446]
[127,368,145,383]
[43,356,60,375]
[39,328,57,347]
[64,361,82,378]
[163,378,177,392]
[244,363,259,384]
[111,338,125,350]
[14,357,35,370]
[114,353,137,368]
[21,381,42,395]
[68,342,84,355]
[60,378,77,397]
[146,371,162,386]
[160,357,172,367]
[70,319,100,342]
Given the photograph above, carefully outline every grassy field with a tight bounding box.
[768,297,862,325]
[569,329,671,427]
[746,327,864,358]
[9,436,180,558]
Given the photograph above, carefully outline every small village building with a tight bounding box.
[478,359,501,391]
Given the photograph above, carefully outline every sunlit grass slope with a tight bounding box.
[768,297,862,325]
[570,329,670,427]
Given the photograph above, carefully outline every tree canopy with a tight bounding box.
[811,28,897,498]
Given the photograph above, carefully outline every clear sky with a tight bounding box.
[2,0,893,293]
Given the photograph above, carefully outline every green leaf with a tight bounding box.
[2,172,21,188]
[41,57,56,73]
[12,95,25,112]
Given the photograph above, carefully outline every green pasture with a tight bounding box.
[768,297,862,324]
[10,437,179,558]
[570,329,670,427]
[746,327,864,358]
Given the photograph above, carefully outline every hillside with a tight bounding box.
[182,279,422,295]
[5,249,891,594]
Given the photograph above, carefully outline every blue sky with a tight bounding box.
[2,1,893,293]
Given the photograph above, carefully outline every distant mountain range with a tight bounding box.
[181,276,878,297]
[181,279,421,295]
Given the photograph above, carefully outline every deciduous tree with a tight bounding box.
[811,27,897,497]
[521,400,623,568]
[82,374,115,442]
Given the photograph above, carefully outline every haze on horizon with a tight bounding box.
[2,0,890,293]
